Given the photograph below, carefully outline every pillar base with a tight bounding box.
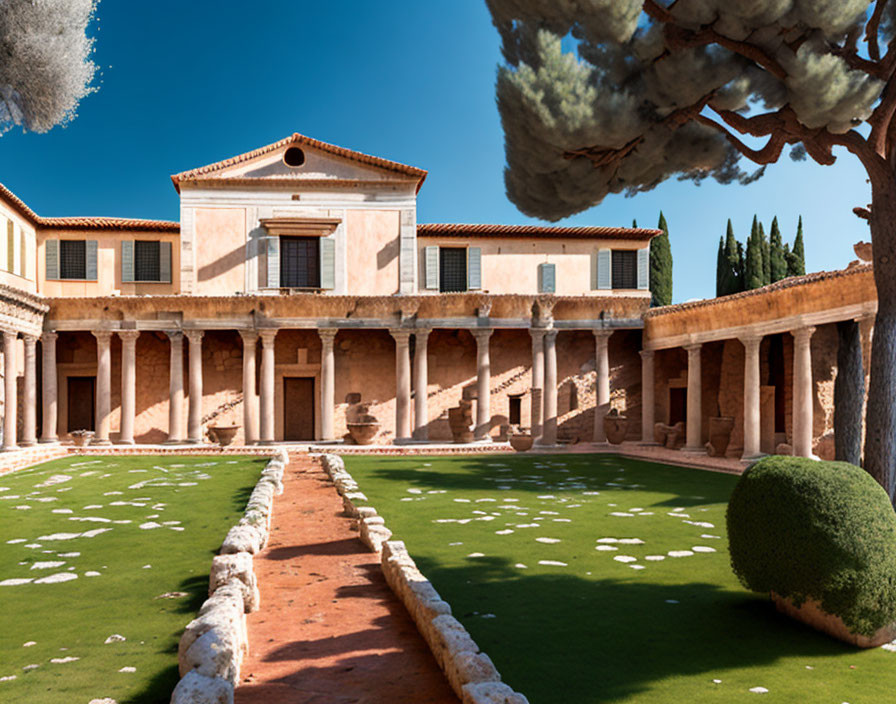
[1,445,18,452]
[740,452,765,463]
[681,445,707,455]
[118,440,136,446]
[639,441,661,447]
[18,441,36,448]
[186,439,206,445]
[90,439,112,446]
[163,439,185,445]
[39,438,59,444]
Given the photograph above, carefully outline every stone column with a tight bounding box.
[391,330,412,442]
[167,331,185,443]
[640,349,655,443]
[117,330,140,445]
[593,330,613,443]
[319,328,337,442]
[542,329,559,445]
[2,331,16,450]
[684,343,703,452]
[93,331,112,445]
[741,335,763,460]
[40,331,58,443]
[472,328,493,441]
[258,329,277,444]
[185,330,204,444]
[413,329,430,441]
[529,329,545,443]
[20,335,37,446]
[792,326,816,458]
[240,331,258,445]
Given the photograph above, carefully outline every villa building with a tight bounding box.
[0,133,877,459]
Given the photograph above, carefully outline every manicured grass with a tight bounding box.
[345,453,896,703]
[0,454,267,704]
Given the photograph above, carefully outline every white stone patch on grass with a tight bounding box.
[104,634,126,644]
[637,512,655,516]
[24,544,42,548]
[146,514,160,519]
[539,510,559,515]
[51,509,73,514]
[701,534,722,540]
[34,497,57,503]
[31,561,65,570]
[406,488,422,494]
[434,519,457,524]
[501,498,519,503]
[596,546,618,551]
[113,520,131,525]
[141,564,152,569]
[58,552,80,558]
[516,523,539,528]
[582,491,600,495]
[684,521,715,529]
[118,666,136,673]
[536,537,560,544]
[476,498,497,502]
[514,563,528,569]
[537,495,556,499]
[614,556,637,563]
[37,532,80,541]
[68,517,111,523]
[139,522,161,530]
[467,553,485,558]
[22,664,39,671]
[630,508,644,512]
[49,656,79,663]
[0,495,21,500]
[23,641,36,647]
[553,518,572,523]
[82,529,111,538]
[617,538,645,545]
[35,475,71,488]
[103,491,123,496]
[427,490,447,494]
[665,599,680,604]
[668,550,695,558]
[692,546,717,553]
[6,538,25,544]
[538,560,568,567]
[449,542,463,546]
[645,555,665,561]
[0,675,16,682]
[472,510,487,515]
[0,578,34,586]
[476,516,495,522]
[597,538,619,543]
[84,505,103,510]
[630,565,646,570]
[453,499,471,503]
[610,512,635,517]
[34,573,78,584]
[495,529,514,535]
[457,519,472,525]
[668,512,691,518]
[14,506,32,510]
[85,571,101,577]
[749,687,769,694]
[162,521,181,526]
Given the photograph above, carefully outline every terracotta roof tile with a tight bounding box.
[644,264,873,318]
[0,183,179,232]
[417,223,660,241]
[170,132,428,192]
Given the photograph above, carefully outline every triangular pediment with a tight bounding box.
[171,133,427,191]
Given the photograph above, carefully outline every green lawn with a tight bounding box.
[345,453,896,704]
[0,454,267,704]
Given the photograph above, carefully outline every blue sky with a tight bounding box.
[0,1,872,303]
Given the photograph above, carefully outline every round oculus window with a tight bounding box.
[283,147,306,168]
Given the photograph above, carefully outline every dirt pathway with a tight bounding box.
[235,455,458,704]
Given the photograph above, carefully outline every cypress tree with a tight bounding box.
[769,216,787,282]
[760,222,771,285]
[720,220,741,295]
[789,216,806,276]
[745,221,764,290]
[650,211,673,306]
[632,218,638,228]
[735,240,745,291]
[716,236,725,297]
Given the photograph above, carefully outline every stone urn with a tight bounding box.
[347,418,380,445]
[706,416,735,457]
[70,430,94,447]
[448,400,475,443]
[208,425,239,447]
[602,408,628,445]
[509,434,533,452]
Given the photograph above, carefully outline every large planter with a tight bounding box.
[448,403,475,444]
[347,422,380,445]
[509,434,533,452]
[771,592,896,648]
[603,414,628,445]
[706,416,735,457]
[71,431,94,447]
[208,425,239,447]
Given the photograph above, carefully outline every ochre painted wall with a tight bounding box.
[345,210,400,295]
[194,208,247,296]
[0,200,37,292]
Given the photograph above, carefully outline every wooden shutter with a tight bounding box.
[266,236,280,288]
[159,241,172,283]
[121,240,135,283]
[6,219,13,274]
[45,239,59,280]
[467,246,482,290]
[597,248,612,290]
[19,227,26,278]
[637,247,649,290]
[538,262,556,293]
[424,246,439,290]
[85,240,98,281]
[319,237,336,290]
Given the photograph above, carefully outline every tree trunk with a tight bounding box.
[834,320,864,466]
[863,173,896,500]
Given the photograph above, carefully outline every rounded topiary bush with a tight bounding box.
[727,456,896,638]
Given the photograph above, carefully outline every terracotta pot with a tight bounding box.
[603,415,628,445]
[510,434,533,452]
[208,425,239,447]
[71,432,94,447]
[771,592,896,648]
[707,416,735,457]
[347,422,380,445]
[448,406,474,443]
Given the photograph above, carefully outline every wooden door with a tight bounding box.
[283,377,315,440]
[67,376,95,432]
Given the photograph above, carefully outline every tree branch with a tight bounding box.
[867,0,889,62]
[694,114,789,164]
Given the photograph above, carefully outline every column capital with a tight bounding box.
[166,330,184,345]
[41,330,58,343]
[183,329,204,344]
[470,327,493,343]
[415,328,431,343]
[21,334,38,346]
[639,348,655,360]
[739,334,763,350]
[529,327,547,341]
[390,329,412,345]
[544,328,558,342]
[258,328,278,347]
[92,330,113,344]
[684,342,702,353]
[117,330,141,343]
[318,328,338,345]
[593,328,614,342]
[791,326,816,345]
[239,329,259,345]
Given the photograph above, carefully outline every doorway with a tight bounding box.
[283,377,315,440]
[67,376,95,432]
[669,387,687,426]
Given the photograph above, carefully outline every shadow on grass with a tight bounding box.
[410,554,861,703]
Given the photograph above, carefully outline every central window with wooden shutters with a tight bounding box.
[121,240,172,283]
[423,245,482,292]
[594,247,650,292]
[45,239,98,281]
[260,217,338,291]
[280,237,320,288]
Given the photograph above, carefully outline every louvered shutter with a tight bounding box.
[19,227,26,278]
[319,237,335,290]
[467,247,482,290]
[266,236,280,288]
[121,241,135,283]
[597,248,612,290]
[6,220,13,273]
[46,239,59,280]
[424,246,439,290]
[637,247,649,290]
[86,240,98,281]
[160,241,172,283]
[538,262,556,293]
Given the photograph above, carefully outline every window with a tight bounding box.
[134,240,161,282]
[280,236,320,288]
[611,250,637,289]
[60,240,87,280]
[439,247,467,292]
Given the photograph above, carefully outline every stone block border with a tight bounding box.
[170,449,288,704]
[319,453,530,704]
